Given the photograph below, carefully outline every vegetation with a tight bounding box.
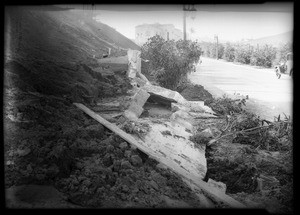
[200,41,292,68]
[141,35,202,90]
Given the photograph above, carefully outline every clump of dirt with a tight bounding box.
[54,134,202,208]
[177,82,213,102]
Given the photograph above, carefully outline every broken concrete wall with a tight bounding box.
[124,89,150,120]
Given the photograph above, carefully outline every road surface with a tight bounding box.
[189,57,293,121]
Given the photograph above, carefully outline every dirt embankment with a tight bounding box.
[4,6,204,208]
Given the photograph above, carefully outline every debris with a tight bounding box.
[256,174,280,193]
[170,110,194,131]
[85,124,105,139]
[142,84,186,104]
[121,160,133,169]
[16,148,31,157]
[6,160,14,166]
[124,89,150,120]
[119,142,128,150]
[74,103,245,208]
[197,128,214,139]
[208,178,227,194]
[130,155,143,167]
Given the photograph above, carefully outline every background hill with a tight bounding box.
[243,31,293,48]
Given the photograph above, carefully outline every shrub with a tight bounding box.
[273,42,293,66]
[250,44,277,68]
[223,42,235,62]
[141,35,202,90]
[234,45,252,64]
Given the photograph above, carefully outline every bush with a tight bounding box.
[273,42,293,66]
[141,35,202,90]
[234,45,252,64]
[206,95,247,115]
[250,44,277,68]
[223,42,235,62]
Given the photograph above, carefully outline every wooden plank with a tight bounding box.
[73,103,246,208]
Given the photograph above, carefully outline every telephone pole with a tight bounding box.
[183,5,196,41]
[214,35,219,60]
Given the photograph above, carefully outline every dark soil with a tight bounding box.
[178,82,213,102]
[4,6,203,208]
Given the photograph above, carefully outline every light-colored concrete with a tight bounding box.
[189,57,293,121]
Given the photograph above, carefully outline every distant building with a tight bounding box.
[135,23,183,46]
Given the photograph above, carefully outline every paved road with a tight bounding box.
[189,57,293,121]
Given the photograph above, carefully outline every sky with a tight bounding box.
[90,4,293,42]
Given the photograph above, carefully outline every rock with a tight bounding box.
[156,163,168,170]
[26,164,33,173]
[124,89,150,120]
[112,160,121,172]
[119,142,128,150]
[130,155,143,166]
[106,145,114,153]
[151,171,167,187]
[256,174,280,192]
[102,154,113,167]
[6,160,14,166]
[16,148,31,157]
[82,179,91,187]
[198,128,214,139]
[121,185,129,193]
[124,104,144,121]
[207,179,227,194]
[121,160,132,169]
[124,150,132,158]
[142,84,186,104]
[170,110,194,131]
[149,180,159,190]
[85,124,105,139]
[171,103,190,112]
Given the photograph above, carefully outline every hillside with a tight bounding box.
[5,6,141,100]
[244,31,293,48]
[4,6,205,208]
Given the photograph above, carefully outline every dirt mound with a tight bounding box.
[178,83,213,102]
[5,7,136,103]
[4,7,206,208]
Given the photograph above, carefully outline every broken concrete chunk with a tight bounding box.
[16,148,31,157]
[124,89,150,120]
[142,84,186,104]
[257,174,280,193]
[132,89,150,107]
[171,103,190,112]
[198,128,214,139]
[124,106,144,121]
[127,49,141,79]
[170,110,195,131]
[208,179,227,194]
[183,101,215,114]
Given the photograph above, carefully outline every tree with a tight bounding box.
[234,44,252,64]
[223,42,235,62]
[273,42,293,66]
[141,35,202,90]
[250,44,277,68]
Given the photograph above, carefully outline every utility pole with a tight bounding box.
[214,35,219,60]
[183,7,187,41]
[183,5,196,41]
